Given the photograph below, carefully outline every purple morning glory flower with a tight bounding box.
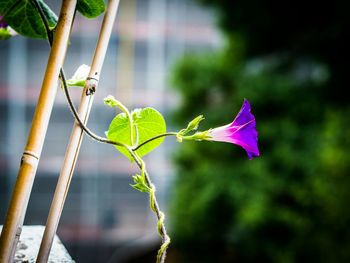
[209,99,260,160]
[0,16,8,28]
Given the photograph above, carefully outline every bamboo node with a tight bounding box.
[15,226,22,237]
[21,151,40,166]
[22,150,39,160]
[85,77,98,96]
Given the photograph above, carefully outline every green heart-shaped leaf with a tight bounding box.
[77,0,105,19]
[0,0,57,39]
[107,107,166,161]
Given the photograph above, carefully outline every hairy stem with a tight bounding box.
[127,149,171,263]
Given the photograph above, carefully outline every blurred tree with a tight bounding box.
[169,1,350,262]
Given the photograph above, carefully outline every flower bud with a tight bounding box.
[67,64,91,87]
[185,115,205,133]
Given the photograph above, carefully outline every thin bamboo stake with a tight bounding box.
[0,1,77,262]
[36,1,121,262]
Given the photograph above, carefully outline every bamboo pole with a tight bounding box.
[36,1,121,262]
[0,1,77,262]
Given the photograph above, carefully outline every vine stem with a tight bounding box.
[35,1,171,262]
[62,73,172,262]
[0,1,77,262]
[133,132,178,151]
[126,149,171,263]
[61,66,173,262]
[32,0,124,149]
[35,1,122,262]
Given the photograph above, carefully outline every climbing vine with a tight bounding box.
[0,1,259,262]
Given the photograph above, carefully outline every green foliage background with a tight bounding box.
[169,1,350,262]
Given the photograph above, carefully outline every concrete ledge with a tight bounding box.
[0,225,74,263]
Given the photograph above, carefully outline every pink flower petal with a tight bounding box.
[210,99,259,159]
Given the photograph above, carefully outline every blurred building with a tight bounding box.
[0,0,220,261]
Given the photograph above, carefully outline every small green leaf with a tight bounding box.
[131,174,151,193]
[77,0,105,19]
[107,107,166,160]
[0,0,57,39]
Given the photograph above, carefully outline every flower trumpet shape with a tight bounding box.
[209,99,259,159]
